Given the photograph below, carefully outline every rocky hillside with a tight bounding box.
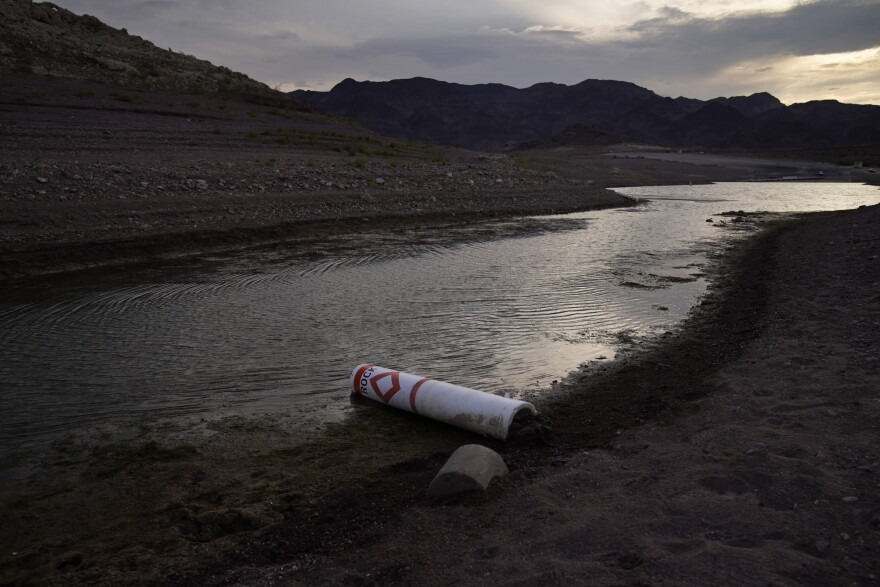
[0,0,284,98]
[292,77,880,152]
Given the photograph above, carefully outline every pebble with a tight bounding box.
[36,176,48,183]
[841,496,858,503]
[746,443,767,455]
[374,177,385,185]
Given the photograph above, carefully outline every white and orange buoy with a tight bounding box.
[350,364,537,440]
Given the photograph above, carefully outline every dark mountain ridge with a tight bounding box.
[292,77,880,152]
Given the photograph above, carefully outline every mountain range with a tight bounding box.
[292,77,880,152]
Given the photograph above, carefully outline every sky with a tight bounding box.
[53,0,880,105]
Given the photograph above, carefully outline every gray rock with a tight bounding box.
[374,177,385,185]
[36,176,48,183]
[428,444,508,500]
[746,442,767,455]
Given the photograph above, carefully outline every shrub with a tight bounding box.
[110,93,136,103]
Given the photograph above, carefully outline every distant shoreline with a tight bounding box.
[5,74,879,281]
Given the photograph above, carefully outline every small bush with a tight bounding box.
[110,93,136,103]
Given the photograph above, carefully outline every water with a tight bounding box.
[1,182,878,476]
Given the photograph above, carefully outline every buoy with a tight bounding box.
[350,364,537,440]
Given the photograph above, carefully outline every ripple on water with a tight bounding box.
[2,182,879,469]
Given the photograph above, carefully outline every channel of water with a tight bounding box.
[1,182,878,482]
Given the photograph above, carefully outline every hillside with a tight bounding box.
[0,0,280,97]
[292,77,880,152]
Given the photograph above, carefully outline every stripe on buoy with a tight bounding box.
[352,363,373,396]
[409,377,431,414]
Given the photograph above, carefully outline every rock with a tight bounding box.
[375,177,385,185]
[36,176,48,183]
[196,179,208,189]
[427,444,508,500]
[842,496,858,503]
[746,442,767,455]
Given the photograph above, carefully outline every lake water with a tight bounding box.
[1,182,878,481]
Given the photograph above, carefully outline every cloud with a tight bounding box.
[50,0,880,104]
[627,0,880,59]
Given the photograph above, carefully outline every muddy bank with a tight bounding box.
[3,203,878,585]
[204,204,879,586]
[0,75,631,280]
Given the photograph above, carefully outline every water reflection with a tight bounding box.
[1,182,878,473]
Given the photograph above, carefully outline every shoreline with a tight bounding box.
[4,203,879,584]
[10,74,871,281]
[205,203,880,585]
[1,75,634,281]
[0,188,633,281]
